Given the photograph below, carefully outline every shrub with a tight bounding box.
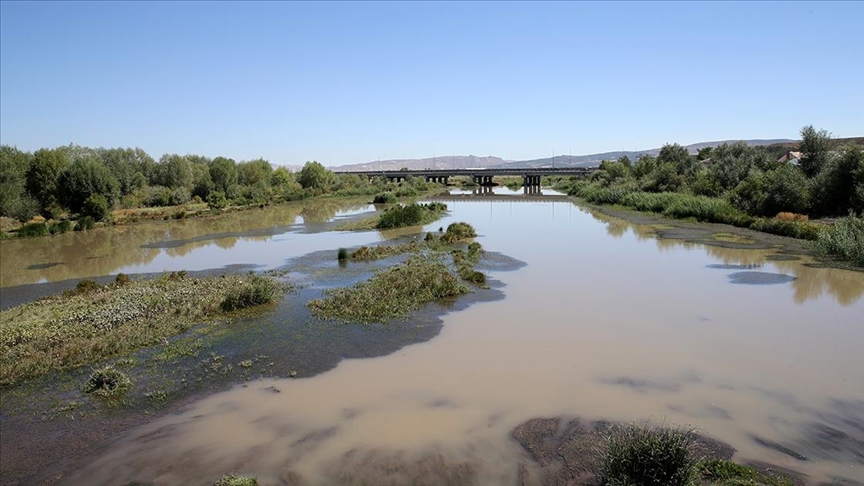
[68,279,101,296]
[750,218,820,240]
[373,192,397,204]
[214,474,258,486]
[441,222,477,243]
[207,190,228,209]
[83,365,131,398]
[376,202,447,229]
[82,193,111,221]
[599,423,696,486]
[115,273,130,285]
[48,220,72,234]
[220,275,278,311]
[776,212,808,222]
[16,222,49,237]
[337,248,348,261]
[814,213,864,266]
[75,216,95,231]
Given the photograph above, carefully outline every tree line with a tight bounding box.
[572,125,863,218]
[0,145,434,225]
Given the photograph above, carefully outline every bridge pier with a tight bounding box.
[522,175,542,187]
[473,175,494,186]
[425,175,450,184]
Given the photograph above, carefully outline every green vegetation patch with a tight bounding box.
[376,202,448,229]
[349,241,420,261]
[308,256,468,323]
[696,459,794,486]
[814,212,864,266]
[214,473,258,486]
[0,272,286,386]
[220,275,279,311]
[83,365,131,399]
[599,423,696,486]
[441,221,478,243]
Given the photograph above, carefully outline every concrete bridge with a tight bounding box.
[332,167,596,186]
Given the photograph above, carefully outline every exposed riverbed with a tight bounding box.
[1,188,862,485]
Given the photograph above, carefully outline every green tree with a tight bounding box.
[297,161,334,190]
[798,125,833,178]
[98,147,152,195]
[0,146,36,220]
[633,155,657,180]
[658,143,695,177]
[57,156,119,214]
[26,148,69,211]
[154,154,193,189]
[270,166,294,188]
[238,158,273,186]
[696,146,714,161]
[761,164,810,215]
[811,144,864,215]
[210,157,238,193]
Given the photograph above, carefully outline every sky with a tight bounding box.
[1,1,863,167]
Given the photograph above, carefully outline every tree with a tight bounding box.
[56,156,119,214]
[237,158,273,186]
[26,148,68,210]
[154,154,193,189]
[798,125,832,178]
[811,144,864,215]
[697,146,714,161]
[297,161,334,190]
[209,157,238,193]
[658,143,695,176]
[270,166,294,188]
[0,146,37,221]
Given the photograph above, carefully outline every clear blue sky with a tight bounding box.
[1,1,862,166]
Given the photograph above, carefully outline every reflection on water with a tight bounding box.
[0,199,375,288]
[11,189,864,484]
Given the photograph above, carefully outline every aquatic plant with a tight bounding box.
[696,459,794,486]
[440,222,477,243]
[373,192,397,204]
[308,256,467,323]
[598,422,696,486]
[214,473,258,486]
[83,365,131,398]
[220,275,278,311]
[74,215,95,231]
[376,202,448,229]
[0,272,285,386]
[814,212,864,266]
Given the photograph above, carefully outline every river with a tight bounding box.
[2,188,863,485]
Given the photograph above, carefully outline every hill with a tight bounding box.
[330,155,506,172]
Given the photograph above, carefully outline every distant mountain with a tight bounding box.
[330,155,506,172]
[328,139,800,172]
[495,139,796,169]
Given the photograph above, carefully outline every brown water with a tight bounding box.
[7,190,864,485]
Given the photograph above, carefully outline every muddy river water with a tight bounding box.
[2,189,863,485]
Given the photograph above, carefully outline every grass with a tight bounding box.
[376,202,448,229]
[214,473,258,486]
[16,221,49,237]
[598,422,697,486]
[83,365,131,398]
[349,241,420,261]
[0,271,285,386]
[308,256,468,323]
[696,460,794,486]
[440,221,477,243]
[220,275,279,311]
[814,212,864,266]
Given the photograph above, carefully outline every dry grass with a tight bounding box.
[776,212,809,222]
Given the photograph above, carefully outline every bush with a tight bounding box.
[83,365,131,398]
[376,202,447,229]
[337,248,348,261]
[441,222,477,243]
[82,193,111,221]
[48,220,72,234]
[207,190,228,209]
[17,222,49,237]
[75,216,95,231]
[599,423,696,486]
[750,218,820,240]
[814,213,864,266]
[115,273,130,285]
[373,192,397,204]
[214,474,257,486]
[220,275,278,311]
